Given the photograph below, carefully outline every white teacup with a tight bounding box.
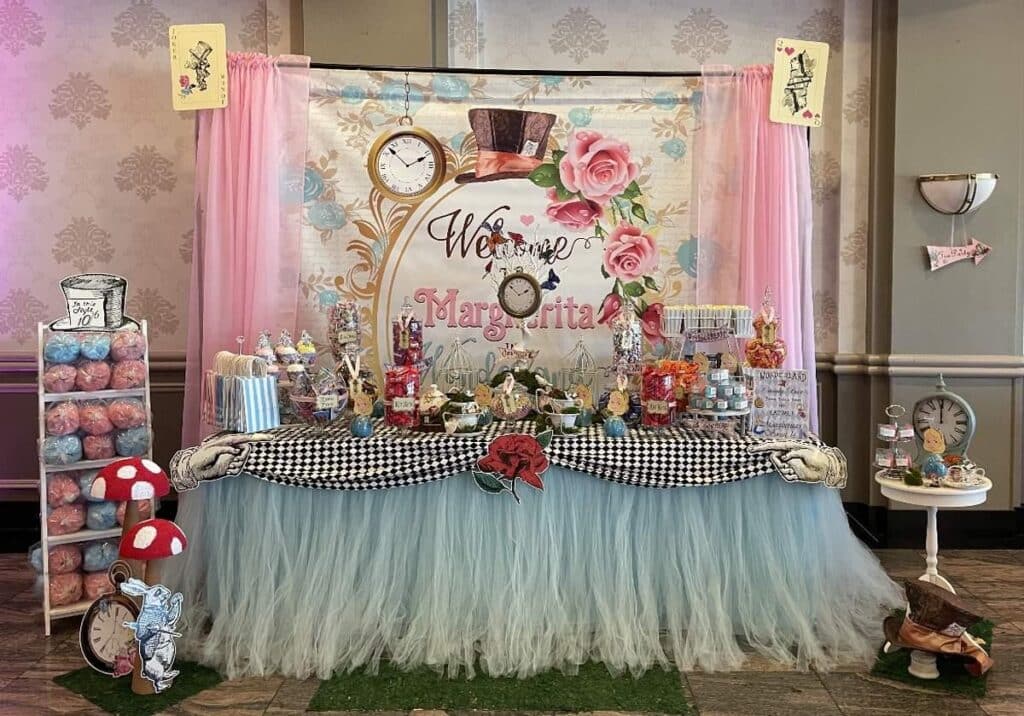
[443,411,480,435]
[543,410,579,431]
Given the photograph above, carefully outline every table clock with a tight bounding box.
[911,375,976,458]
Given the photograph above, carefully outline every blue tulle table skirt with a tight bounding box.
[164,468,900,680]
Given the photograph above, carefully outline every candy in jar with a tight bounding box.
[110,330,146,361]
[45,402,80,436]
[392,302,423,366]
[384,364,420,428]
[76,360,111,391]
[110,359,146,389]
[328,301,362,361]
[46,473,81,507]
[611,311,643,369]
[641,364,675,427]
[43,364,78,393]
[79,401,114,435]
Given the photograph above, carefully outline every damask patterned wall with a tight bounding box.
[0,0,292,354]
[448,0,872,354]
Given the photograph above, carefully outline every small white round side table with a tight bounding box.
[875,470,992,590]
[875,470,992,678]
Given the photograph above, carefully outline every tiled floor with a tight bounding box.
[0,550,1021,715]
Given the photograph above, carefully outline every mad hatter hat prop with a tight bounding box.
[455,108,556,184]
[883,579,993,676]
[50,273,140,331]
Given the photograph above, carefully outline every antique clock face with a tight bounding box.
[79,593,139,675]
[497,272,542,319]
[912,377,976,454]
[367,128,445,202]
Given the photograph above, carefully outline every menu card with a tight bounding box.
[749,368,810,439]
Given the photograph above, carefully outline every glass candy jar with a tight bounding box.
[641,363,675,427]
[384,364,420,428]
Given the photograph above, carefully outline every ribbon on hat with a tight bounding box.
[474,151,542,177]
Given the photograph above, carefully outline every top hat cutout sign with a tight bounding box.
[50,273,140,331]
[455,108,556,184]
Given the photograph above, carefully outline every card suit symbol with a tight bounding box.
[802,110,814,118]
[785,47,795,55]
[520,214,534,226]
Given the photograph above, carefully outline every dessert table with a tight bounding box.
[164,423,900,679]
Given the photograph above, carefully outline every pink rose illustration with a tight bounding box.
[179,75,190,88]
[544,188,602,230]
[596,292,622,325]
[559,130,639,203]
[641,302,665,346]
[603,223,659,282]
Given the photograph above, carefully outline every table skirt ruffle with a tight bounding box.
[164,468,900,679]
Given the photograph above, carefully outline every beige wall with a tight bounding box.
[303,0,437,66]
[886,0,1024,510]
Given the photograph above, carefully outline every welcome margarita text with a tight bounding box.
[413,287,597,343]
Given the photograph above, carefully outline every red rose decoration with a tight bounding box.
[596,292,622,325]
[640,302,665,347]
[477,434,550,490]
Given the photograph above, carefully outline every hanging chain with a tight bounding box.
[399,72,413,126]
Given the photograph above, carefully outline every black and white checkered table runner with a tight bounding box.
[226,421,805,490]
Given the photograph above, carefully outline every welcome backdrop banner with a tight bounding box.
[298,68,700,383]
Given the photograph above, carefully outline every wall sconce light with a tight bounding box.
[917,172,997,214]
[916,173,996,271]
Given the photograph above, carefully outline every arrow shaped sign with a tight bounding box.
[925,237,992,271]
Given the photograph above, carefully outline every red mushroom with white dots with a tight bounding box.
[90,457,170,530]
[91,458,170,579]
[119,518,187,590]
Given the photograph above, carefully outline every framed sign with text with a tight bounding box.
[749,368,810,439]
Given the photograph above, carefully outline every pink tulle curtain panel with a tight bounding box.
[182,53,311,447]
[695,65,817,430]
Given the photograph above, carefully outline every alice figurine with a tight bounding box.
[920,426,949,486]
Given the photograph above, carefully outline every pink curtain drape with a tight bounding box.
[182,53,310,447]
[695,65,817,431]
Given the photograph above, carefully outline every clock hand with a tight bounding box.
[388,146,412,167]
[412,154,430,164]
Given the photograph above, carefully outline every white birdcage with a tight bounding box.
[439,338,477,394]
[562,338,598,393]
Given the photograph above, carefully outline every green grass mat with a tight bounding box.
[54,660,222,716]
[871,610,993,698]
[309,660,692,713]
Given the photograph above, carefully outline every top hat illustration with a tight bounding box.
[883,579,993,676]
[455,108,557,184]
[50,273,140,331]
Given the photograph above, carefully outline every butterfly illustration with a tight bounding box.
[509,231,525,246]
[540,268,561,291]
